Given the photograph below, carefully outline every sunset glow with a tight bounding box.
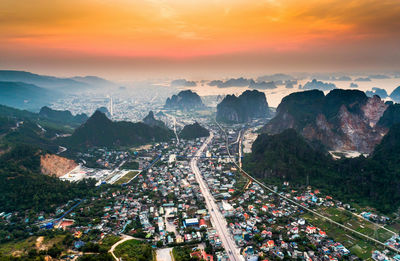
[1,0,400,77]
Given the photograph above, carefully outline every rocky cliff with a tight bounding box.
[263,89,390,153]
[216,90,270,123]
[40,154,77,177]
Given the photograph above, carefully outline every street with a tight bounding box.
[190,132,243,261]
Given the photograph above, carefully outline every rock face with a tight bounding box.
[263,89,390,153]
[40,154,77,177]
[216,90,270,123]
[164,90,204,110]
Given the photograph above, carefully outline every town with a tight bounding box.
[2,106,400,261]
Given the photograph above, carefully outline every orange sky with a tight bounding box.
[1,0,399,78]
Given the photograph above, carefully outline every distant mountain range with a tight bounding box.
[256,73,295,82]
[216,90,270,123]
[300,79,336,91]
[0,70,116,111]
[262,89,400,153]
[0,81,58,110]
[209,77,250,88]
[170,79,197,87]
[164,90,205,110]
[63,111,174,148]
[209,77,281,89]
[0,70,115,92]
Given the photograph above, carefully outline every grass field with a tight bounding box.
[114,239,154,261]
[100,235,121,251]
[114,171,140,185]
[303,207,395,259]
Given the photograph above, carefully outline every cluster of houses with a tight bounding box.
[77,148,130,169]
[361,212,390,224]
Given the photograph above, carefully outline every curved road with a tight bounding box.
[190,132,243,261]
[109,235,134,260]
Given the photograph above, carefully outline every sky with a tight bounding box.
[0,0,399,79]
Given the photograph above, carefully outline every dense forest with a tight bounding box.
[244,125,400,214]
[0,145,97,213]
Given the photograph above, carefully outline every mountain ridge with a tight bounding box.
[216,90,270,123]
[262,89,390,153]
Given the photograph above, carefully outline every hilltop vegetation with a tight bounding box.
[244,125,400,214]
[179,122,210,140]
[63,111,174,148]
[0,105,78,152]
[39,106,88,127]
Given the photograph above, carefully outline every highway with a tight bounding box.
[190,132,243,261]
[214,120,400,255]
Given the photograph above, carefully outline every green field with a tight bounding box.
[100,235,121,251]
[114,239,153,261]
[303,207,395,259]
[114,171,140,185]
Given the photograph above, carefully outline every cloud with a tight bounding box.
[0,0,399,76]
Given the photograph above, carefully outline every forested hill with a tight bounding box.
[64,111,174,148]
[0,104,78,153]
[179,122,210,140]
[0,145,96,213]
[244,125,400,214]
[39,106,88,127]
